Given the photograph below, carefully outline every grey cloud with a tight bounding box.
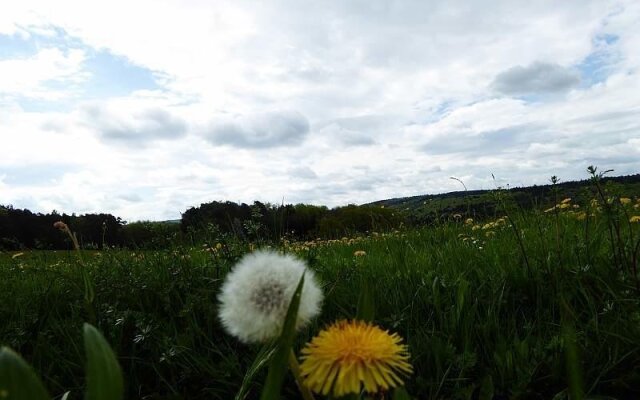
[116,193,143,203]
[288,166,317,179]
[206,111,310,148]
[421,123,548,155]
[82,106,187,142]
[316,117,384,147]
[492,62,580,95]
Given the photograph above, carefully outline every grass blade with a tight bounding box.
[83,323,124,400]
[0,347,50,400]
[260,274,305,400]
[356,276,375,322]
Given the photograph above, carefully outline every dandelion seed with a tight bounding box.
[300,320,412,397]
[218,250,323,343]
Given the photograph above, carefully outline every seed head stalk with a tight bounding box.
[54,221,96,323]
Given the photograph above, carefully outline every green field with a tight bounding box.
[2,193,640,399]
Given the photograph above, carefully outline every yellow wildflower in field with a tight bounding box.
[465,218,474,225]
[353,250,367,257]
[630,216,640,223]
[558,203,570,210]
[561,198,572,204]
[575,211,587,221]
[300,320,412,397]
[620,198,632,205]
[485,231,496,237]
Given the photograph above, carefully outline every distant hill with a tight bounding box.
[366,173,640,223]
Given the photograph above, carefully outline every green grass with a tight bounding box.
[2,197,640,399]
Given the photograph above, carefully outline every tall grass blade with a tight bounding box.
[235,343,277,400]
[356,276,375,322]
[260,274,305,400]
[83,323,124,400]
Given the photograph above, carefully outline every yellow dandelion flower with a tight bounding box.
[558,203,570,210]
[464,218,474,225]
[620,197,631,205]
[300,320,412,397]
[630,216,640,223]
[353,250,367,257]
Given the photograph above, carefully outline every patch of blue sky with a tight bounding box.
[0,33,36,58]
[1,164,72,186]
[5,25,161,112]
[15,98,74,113]
[0,26,84,59]
[576,34,620,87]
[411,99,456,125]
[82,49,159,98]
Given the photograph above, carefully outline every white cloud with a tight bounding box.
[0,47,87,99]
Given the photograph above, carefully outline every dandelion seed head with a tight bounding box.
[53,221,68,231]
[218,250,323,343]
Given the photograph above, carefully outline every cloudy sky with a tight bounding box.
[1,0,639,221]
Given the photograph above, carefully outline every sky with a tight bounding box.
[1,0,639,221]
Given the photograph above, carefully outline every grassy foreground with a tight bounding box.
[1,195,640,399]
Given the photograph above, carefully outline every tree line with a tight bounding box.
[0,201,405,250]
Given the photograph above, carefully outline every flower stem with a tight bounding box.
[288,349,315,400]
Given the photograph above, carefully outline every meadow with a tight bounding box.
[1,185,640,399]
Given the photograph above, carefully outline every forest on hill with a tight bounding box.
[1,173,639,250]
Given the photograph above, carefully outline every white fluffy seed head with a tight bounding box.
[218,250,323,343]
